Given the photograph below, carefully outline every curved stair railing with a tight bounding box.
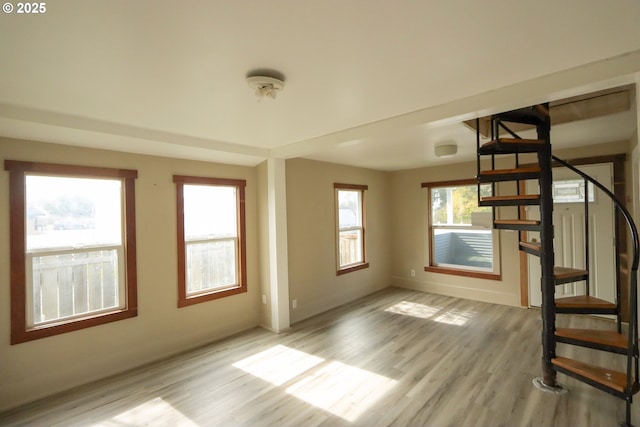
[476,104,640,426]
[552,155,640,424]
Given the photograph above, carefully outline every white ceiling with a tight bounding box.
[1,1,639,170]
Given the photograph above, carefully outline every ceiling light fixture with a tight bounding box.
[434,144,457,158]
[247,75,285,100]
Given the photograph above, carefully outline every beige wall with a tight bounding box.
[285,158,392,323]
[553,140,631,161]
[0,138,261,411]
[389,161,522,306]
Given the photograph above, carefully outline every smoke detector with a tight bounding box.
[434,144,458,158]
[247,75,285,100]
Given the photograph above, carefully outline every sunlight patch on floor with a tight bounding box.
[233,345,397,422]
[433,308,474,326]
[385,301,474,325]
[92,397,198,427]
[285,360,397,422]
[384,300,441,318]
[232,344,325,386]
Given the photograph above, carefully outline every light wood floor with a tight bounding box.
[1,287,638,426]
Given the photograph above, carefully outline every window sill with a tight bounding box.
[337,262,370,276]
[12,308,138,345]
[424,266,501,281]
[178,284,247,307]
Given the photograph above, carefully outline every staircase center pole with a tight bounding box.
[537,113,557,387]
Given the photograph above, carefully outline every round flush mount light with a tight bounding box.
[247,75,285,100]
[434,144,457,158]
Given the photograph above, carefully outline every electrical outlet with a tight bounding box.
[292,299,297,309]
[411,269,416,277]
[261,294,267,304]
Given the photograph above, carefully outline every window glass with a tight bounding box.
[428,183,498,275]
[337,190,363,267]
[338,190,362,228]
[26,176,125,326]
[338,228,363,267]
[26,176,122,249]
[174,176,247,306]
[30,250,120,324]
[431,184,491,225]
[183,184,238,295]
[183,185,236,239]
[552,179,595,203]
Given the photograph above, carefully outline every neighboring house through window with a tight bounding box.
[174,175,247,306]
[5,160,138,344]
[335,183,369,275]
[423,179,501,280]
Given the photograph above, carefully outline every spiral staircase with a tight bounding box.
[476,104,640,426]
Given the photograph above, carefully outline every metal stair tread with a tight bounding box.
[555,328,627,352]
[477,166,541,183]
[479,166,541,176]
[480,194,540,207]
[482,194,540,202]
[493,105,549,125]
[478,138,546,154]
[494,219,540,231]
[551,356,628,394]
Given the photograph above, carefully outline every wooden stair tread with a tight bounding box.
[553,266,588,280]
[481,194,540,202]
[480,166,541,176]
[477,166,542,184]
[552,356,627,394]
[555,328,627,350]
[555,295,616,309]
[520,241,541,251]
[494,219,540,225]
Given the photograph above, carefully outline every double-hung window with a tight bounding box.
[423,179,500,279]
[174,176,247,306]
[5,160,138,344]
[335,183,369,275]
